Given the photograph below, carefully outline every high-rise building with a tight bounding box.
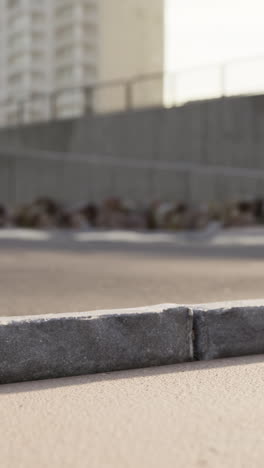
[95,0,164,112]
[0,0,165,125]
[54,0,98,117]
[0,0,54,124]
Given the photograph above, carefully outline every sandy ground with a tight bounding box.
[1,356,264,468]
[1,228,264,467]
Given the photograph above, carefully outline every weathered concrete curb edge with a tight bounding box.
[0,304,193,385]
[1,300,264,385]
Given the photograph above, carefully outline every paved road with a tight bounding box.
[1,229,264,467]
[1,228,264,317]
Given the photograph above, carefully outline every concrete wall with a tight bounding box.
[1,145,263,207]
[1,94,264,205]
[0,119,75,153]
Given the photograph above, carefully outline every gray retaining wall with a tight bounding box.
[1,95,264,204]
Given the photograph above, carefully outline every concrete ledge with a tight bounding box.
[193,300,264,360]
[0,304,193,384]
[1,300,264,385]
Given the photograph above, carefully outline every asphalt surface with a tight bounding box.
[1,228,264,468]
[1,228,264,317]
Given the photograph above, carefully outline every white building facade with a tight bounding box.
[0,0,55,124]
[0,0,166,125]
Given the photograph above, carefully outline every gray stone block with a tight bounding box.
[0,304,193,384]
[193,300,264,360]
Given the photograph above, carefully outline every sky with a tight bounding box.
[164,0,264,102]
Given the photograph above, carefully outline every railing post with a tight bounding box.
[84,86,93,114]
[125,81,133,110]
[220,64,226,98]
[50,91,57,121]
[90,85,95,113]
[16,101,24,125]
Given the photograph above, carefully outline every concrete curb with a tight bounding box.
[0,304,193,384]
[1,300,264,385]
[193,300,264,360]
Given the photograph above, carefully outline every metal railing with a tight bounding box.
[1,54,264,127]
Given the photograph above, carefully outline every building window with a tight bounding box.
[7,0,21,8]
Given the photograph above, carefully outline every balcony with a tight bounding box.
[8,39,30,57]
[7,1,47,20]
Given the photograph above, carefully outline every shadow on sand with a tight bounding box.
[1,354,263,395]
